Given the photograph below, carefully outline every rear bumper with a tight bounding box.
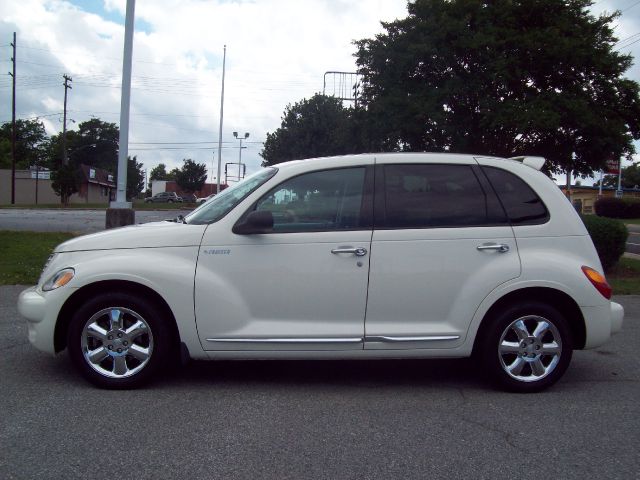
[581,301,624,349]
[610,301,624,334]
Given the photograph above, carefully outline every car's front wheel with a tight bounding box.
[67,293,172,389]
[479,302,573,393]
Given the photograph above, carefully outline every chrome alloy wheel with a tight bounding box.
[80,307,154,379]
[498,315,562,383]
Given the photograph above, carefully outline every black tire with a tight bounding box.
[67,292,172,389]
[167,199,174,203]
[478,302,573,393]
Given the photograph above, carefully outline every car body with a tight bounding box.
[181,193,197,203]
[18,153,624,391]
[196,193,216,204]
[144,191,182,203]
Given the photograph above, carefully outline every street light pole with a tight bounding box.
[106,0,136,228]
[233,131,249,182]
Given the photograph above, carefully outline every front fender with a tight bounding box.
[59,246,204,358]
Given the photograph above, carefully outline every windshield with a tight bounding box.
[185,168,277,225]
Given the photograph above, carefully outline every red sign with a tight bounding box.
[605,158,620,174]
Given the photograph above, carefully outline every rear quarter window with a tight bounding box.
[482,166,549,225]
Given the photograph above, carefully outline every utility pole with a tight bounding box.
[216,45,226,196]
[106,0,135,229]
[62,74,72,165]
[9,32,16,204]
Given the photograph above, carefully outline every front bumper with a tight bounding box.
[18,286,73,355]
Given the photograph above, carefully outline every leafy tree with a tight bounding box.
[261,94,361,166]
[67,119,119,171]
[125,156,145,200]
[46,118,119,204]
[354,0,640,178]
[174,159,207,193]
[51,164,80,206]
[149,163,170,182]
[168,168,180,180]
[0,119,48,169]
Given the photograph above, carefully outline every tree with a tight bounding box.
[67,119,119,171]
[260,94,362,166]
[125,156,145,200]
[0,119,48,169]
[149,163,170,182]
[354,0,640,178]
[174,159,207,193]
[51,163,80,206]
[46,118,119,205]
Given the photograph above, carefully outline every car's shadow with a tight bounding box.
[164,357,486,391]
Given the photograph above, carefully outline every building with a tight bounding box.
[0,164,115,205]
[560,185,640,214]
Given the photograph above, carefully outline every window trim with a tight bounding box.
[234,165,375,234]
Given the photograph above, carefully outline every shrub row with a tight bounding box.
[581,215,628,271]
[594,197,640,219]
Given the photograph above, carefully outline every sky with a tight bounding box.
[1,0,639,186]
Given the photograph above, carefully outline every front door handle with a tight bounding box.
[331,246,368,257]
[477,243,510,253]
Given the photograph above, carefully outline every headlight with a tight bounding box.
[42,268,75,291]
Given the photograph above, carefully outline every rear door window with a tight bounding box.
[379,164,507,228]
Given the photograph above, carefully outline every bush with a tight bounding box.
[582,215,628,271]
[594,197,640,219]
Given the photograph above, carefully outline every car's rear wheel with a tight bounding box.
[67,293,171,389]
[168,199,174,203]
[479,302,573,393]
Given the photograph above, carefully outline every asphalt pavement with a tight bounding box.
[1,286,638,480]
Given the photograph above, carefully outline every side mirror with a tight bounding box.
[232,210,274,235]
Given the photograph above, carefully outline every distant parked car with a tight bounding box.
[144,192,182,203]
[196,194,216,204]
[181,193,197,203]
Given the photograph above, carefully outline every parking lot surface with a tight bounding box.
[1,287,638,480]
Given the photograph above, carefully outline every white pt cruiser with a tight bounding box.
[18,153,624,392]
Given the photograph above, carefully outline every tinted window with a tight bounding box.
[382,164,506,228]
[482,167,549,225]
[254,168,366,232]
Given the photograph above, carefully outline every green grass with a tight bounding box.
[608,257,640,295]
[624,218,640,225]
[0,231,76,285]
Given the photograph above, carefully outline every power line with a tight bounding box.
[621,0,640,13]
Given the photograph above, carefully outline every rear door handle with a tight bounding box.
[331,246,368,257]
[476,243,510,253]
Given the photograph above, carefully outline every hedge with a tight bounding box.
[594,197,640,219]
[582,215,628,271]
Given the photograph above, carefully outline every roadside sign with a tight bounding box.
[615,189,623,198]
[606,158,620,174]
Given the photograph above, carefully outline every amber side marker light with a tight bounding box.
[582,266,612,300]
